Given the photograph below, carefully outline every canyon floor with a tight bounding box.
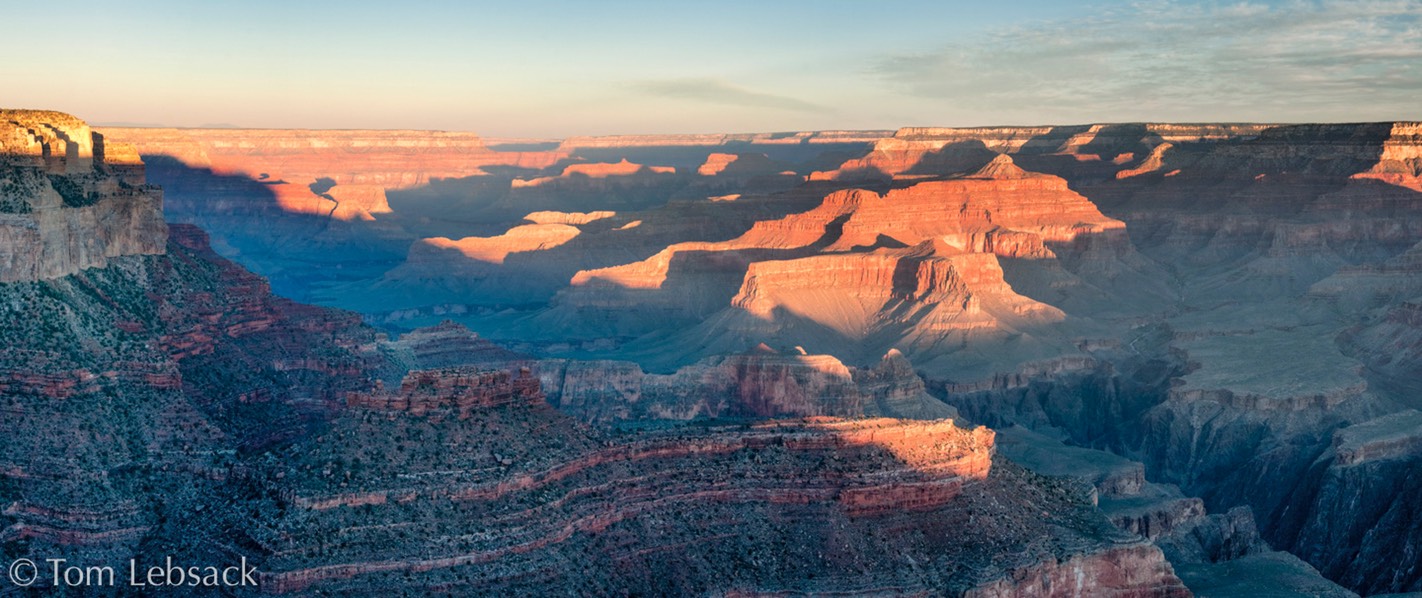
[0,110,1418,595]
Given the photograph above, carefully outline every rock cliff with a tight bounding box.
[0,110,166,281]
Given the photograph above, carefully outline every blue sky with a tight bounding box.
[4,0,1419,136]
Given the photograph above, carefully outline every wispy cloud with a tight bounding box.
[630,78,829,113]
[873,0,1422,122]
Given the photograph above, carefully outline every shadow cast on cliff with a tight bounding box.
[139,154,417,302]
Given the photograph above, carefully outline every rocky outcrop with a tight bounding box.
[551,159,1136,371]
[415,223,582,264]
[698,152,740,176]
[733,240,1063,327]
[964,544,1188,598]
[810,123,1269,182]
[0,110,166,281]
[374,319,527,373]
[542,347,957,424]
[523,210,616,225]
[346,367,543,418]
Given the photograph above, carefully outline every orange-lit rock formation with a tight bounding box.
[417,223,582,264]
[0,110,166,281]
[100,127,566,221]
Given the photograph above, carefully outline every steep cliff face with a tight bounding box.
[0,213,384,583]
[0,110,166,281]
[0,115,377,561]
[1280,410,1422,594]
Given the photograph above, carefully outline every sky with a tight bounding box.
[4,0,1419,137]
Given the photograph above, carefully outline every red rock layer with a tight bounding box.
[253,415,1006,593]
[347,367,543,418]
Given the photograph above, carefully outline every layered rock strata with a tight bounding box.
[541,347,957,424]
[236,395,1185,596]
[1,110,166,281]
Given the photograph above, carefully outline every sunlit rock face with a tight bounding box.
[0,111,166,282]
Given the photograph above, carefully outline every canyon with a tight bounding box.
[0,111,1190,596]
[0,110,1417,595]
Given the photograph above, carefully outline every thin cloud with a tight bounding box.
[630,78,829,113]
[872,0,1422,122]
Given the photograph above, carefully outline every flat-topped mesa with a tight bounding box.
[698,152,740,176]
[346,366,544,418]
[562,188,873,295]
[0,109,166,282]
[1331,410,1422,466]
